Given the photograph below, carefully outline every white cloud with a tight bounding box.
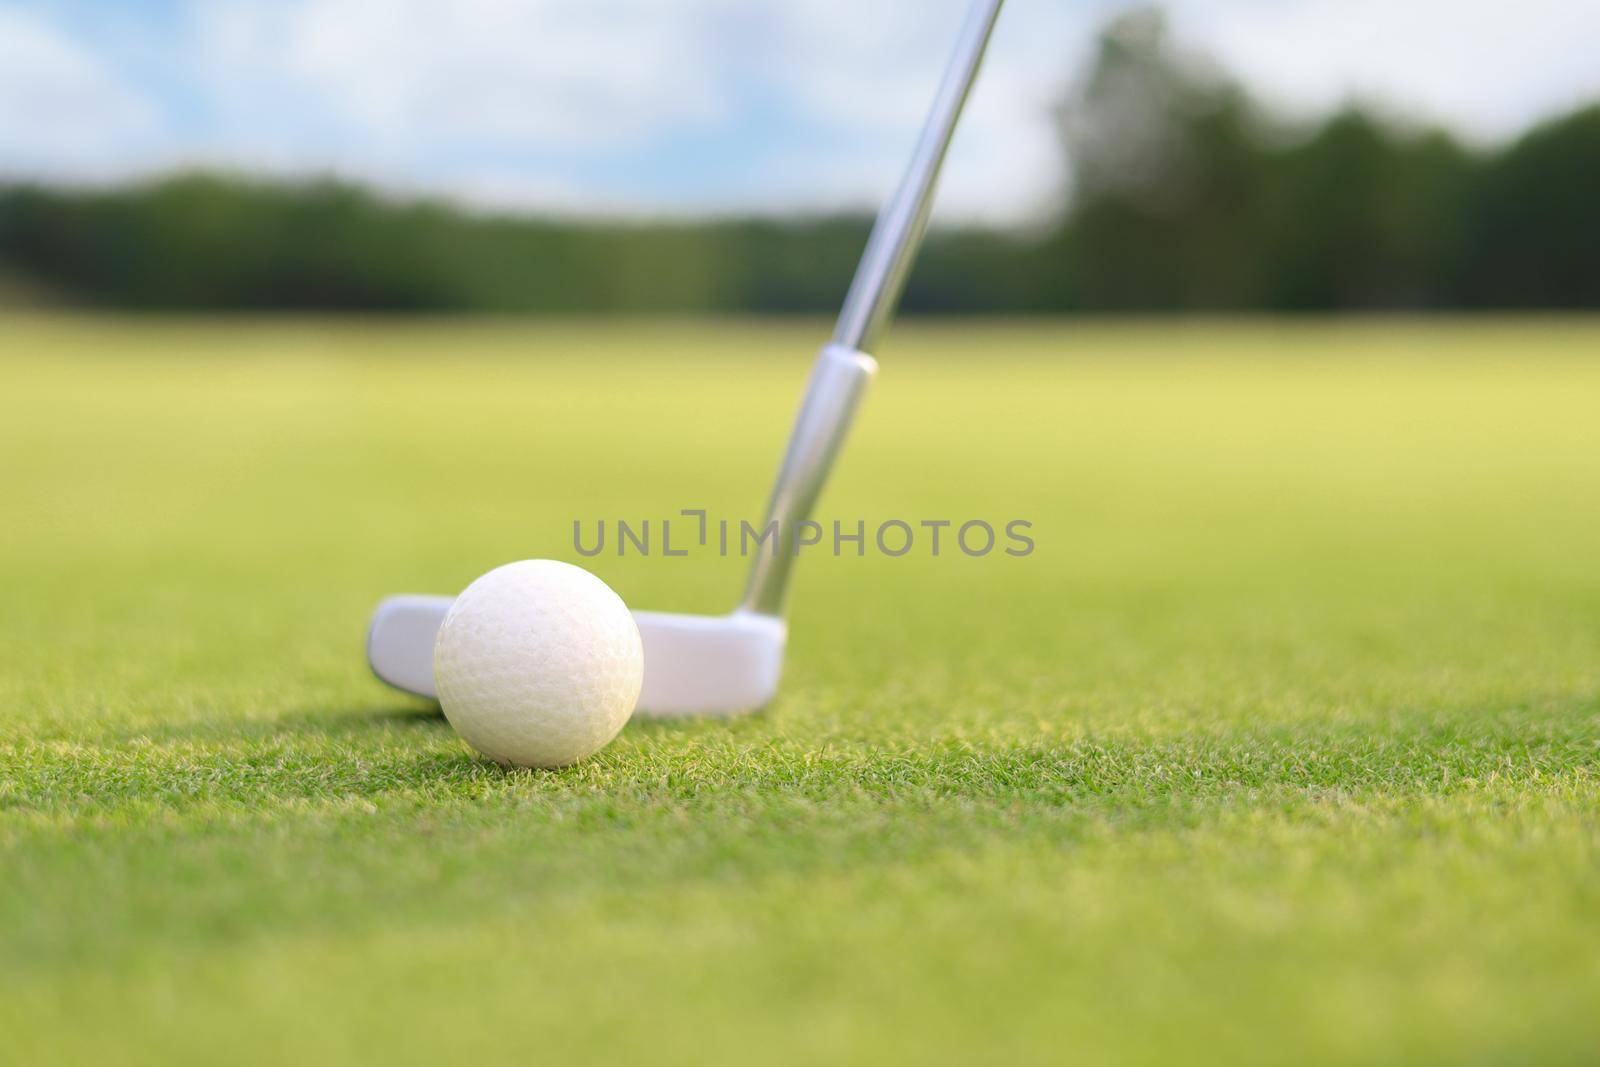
[726,0,1085,223]
[3,0,1599,222]
[1171,0,1600,141]
[173,0,1074,222]
[0,7,159,177]
[194,0,729,156]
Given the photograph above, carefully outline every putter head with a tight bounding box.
[367,595,785,718]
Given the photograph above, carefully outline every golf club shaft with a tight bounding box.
[739,0,1002,618]
[833,0,1004,353]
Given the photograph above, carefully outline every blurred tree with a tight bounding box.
[1263,113,1477,309]
[1,7,1597,315]
[1046,9,1488,311]
[1460,106,1600,307]
[1049,9,1275,309]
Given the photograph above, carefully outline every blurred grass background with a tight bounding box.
[2,314,1597,1065]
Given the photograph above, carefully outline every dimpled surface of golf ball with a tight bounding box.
[433,560,643,768]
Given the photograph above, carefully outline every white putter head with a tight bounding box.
[367,342,875,716]
[366,0,1004,717]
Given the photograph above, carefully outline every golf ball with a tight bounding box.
[433,560,643,768]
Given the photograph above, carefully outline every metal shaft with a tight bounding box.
[832,0,1004,354]
[738,0,1003,618]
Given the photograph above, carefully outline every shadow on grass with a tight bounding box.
[78,699,744,748]
[309,703,451,732]
[2,701,1596,819]
[66,702,455,746]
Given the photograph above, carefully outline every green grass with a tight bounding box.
[2,314,1598,1065]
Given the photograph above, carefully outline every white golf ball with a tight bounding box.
[433,560,643,768]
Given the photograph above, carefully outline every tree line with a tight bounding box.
[2,11,1596,313]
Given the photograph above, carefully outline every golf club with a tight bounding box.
[366,0,1005,715]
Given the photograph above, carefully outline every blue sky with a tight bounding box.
[4,0,1600,224]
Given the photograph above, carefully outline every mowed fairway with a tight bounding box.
[2,315,1598,1065]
